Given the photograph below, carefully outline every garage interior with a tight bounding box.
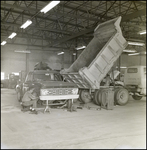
[1,1,146,149]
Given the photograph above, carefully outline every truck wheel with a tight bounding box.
[93,90,98,104]
[80,90,92,103]
[17,91,22,102]
[78,90,83,103]
[114,88,129,106]
[100,89,109,107]
[132,95,142,100]
[94,90,101,106]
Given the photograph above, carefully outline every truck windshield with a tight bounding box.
[26,72,62,82]
[33,73,62,81]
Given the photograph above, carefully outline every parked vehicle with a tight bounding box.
[15,65,79,109]
[61,16,129,106]
[124,65,146,100]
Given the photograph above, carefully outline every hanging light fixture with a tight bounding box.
[116,66,127,68]
[75,46,86,50]
[14,50,31,53]
[57,52,64,55]
[40,1,60,14]
[1,41,7,45]
[120,67,127,69]
[123,49,137,53]
[128,53,139,56]
[128,41,145,46]
[20,20,32,29]
[138,30,146,35]
[8,32,17,39]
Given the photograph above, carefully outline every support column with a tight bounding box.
[26,53,29,74]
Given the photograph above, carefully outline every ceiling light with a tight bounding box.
[15,50,31,53]
[128,41,145,46]
[128,53,139,56]
[123,49,136,53]
[40,1,60,14]
[116,66,127,69]
[138,30,146,35]
[120,67,127,69]
[73,53,76,55]
[1,41,7,45]
[20,20,32,29]
[57,52,64,55]
[76,46,86,50]
[8,32,17,39]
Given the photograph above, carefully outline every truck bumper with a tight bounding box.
[39,95,79,100]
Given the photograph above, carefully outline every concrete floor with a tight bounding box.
[1,88,146,149]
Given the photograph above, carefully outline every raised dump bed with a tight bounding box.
[61,16,129,106]
[61,16,127,88]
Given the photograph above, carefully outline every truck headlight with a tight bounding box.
[72,88,78,94]
[40,89,49,95]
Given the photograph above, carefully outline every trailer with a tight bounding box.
[60,16,129,107]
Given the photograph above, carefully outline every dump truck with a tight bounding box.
[60,16,129,107]
[124,65,146,100]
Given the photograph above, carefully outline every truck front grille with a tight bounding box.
[40,88,78,96]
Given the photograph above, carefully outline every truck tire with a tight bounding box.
[101,89,108,107]
[79,90,92,103]
[93,90,98,104]
[98,89,108,106]
[94,90,101,106]
[78,90,83,103]
[114,88,129,106]
[132,95,142,100]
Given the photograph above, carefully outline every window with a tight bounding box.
[127,68,138,73]
[33,73,62,81]
[1,72,5,80]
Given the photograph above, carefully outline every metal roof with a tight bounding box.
[1,1,146,53]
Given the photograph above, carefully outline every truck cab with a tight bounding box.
[124,65,146,100]
[16,70,79,108]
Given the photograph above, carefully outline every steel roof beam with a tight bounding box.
[1,22,71,35]
[50,8,146,46]
[134,1,146,6]
[122,8,146,22]
[1,7,84,28]
[5,43,70,51]
[1,3,39,12]
[1,29,54,41]
[1,2,100,22]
